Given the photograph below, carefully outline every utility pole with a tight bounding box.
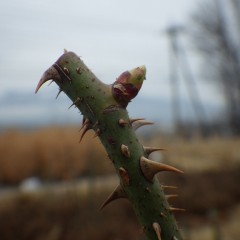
[165,25,207,136]
[166,26,181,134]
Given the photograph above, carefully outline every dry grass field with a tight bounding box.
[0,127,111,184]
[0,126,239,240]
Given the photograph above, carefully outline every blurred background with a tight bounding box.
[0,0,240,239]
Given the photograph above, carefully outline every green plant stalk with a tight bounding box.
[36,51,184,240]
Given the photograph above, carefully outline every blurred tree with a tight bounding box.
[191,0,240,135]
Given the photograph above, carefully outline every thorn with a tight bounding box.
[93,129,101,138]
[99,185,127,210]
[68,97,81,109]
[80,118,90,131]
[145,187,151,193]
[92,121,99,129]
[76,67,81,74]
[169,207,186,212]
[166,194,178,200]
[119,167,130,186]
[64,48,68,53]
[56,89,62,99]
[132,120,154,131]
[53,63,72,83]
[143,146,167,156]
[120,144,130,158]
[152,222,161,240]
[63,67,70,75]
[118,118,129,127]
[35,66,60,93]
[129,118,145,124]
[82,116,87,125]
[48,80,54,86]
[79,125,91,143]
[160,212,167,218]
[162,185,178,190]
[140,156,184,182]
[68,102,76,110]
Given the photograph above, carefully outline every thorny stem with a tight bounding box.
[36,51,184,240]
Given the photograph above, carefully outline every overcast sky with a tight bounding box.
[0,0,224,108]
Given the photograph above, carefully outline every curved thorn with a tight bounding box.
[56,89,62,99]
[68,97,81,109]
[80,118,90,131]
[152,222,161,240]
[99,185,127,210]
[68,102,76,110]
[35,66,60,93]
[130,118,145,124]
[143,146,167,156]
[132,120,154,131]
[140,156,184,182]
[79,125,91,143]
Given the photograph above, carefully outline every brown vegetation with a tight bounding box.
[0,127,112,184]
[1,127,239,184]
[0,127,240,240]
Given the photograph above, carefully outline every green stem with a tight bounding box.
[36,51,184,240]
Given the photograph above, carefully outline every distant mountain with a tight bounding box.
[0,90,224,130]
